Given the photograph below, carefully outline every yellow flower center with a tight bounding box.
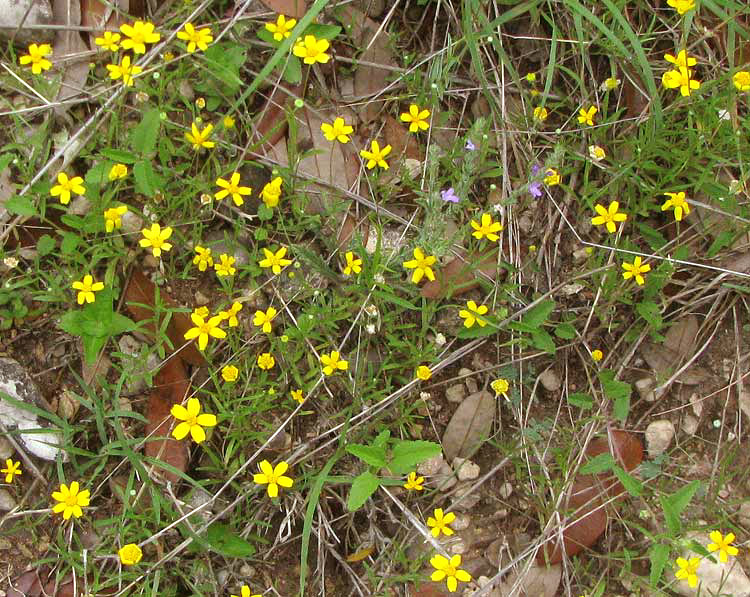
[65,494,79,506]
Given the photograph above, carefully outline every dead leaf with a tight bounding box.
[494,561,562,597]
[336,7,396,123]
[123,269,204,366]
[0,0,54,44]
[7,566,116,597]
[346,545,375,562]
[145,356,190,483]
[336,211,370,251]
[260,0,308,18]
[251,83,303,152]
[441,390,494,461]
[52,0,91,118]
[384,115,421,161]
[641,315,709,385]
[80,0,127,32]
[421,250,500,300]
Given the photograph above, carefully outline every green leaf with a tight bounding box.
[598,369,631,422]
[348,471,380,511]
[282,55,302,84]
[521,299,555,329]
[203,523,256,557]
[389,440,441,475]
[203,43,246,93]
[82,333,107,364]
[60,231,81,255]
[457,322,500,339]
[306,24,341,39]
[37,234,56,257]
[580,452,615,475]
[372,429,391,448]
[567,392,593,409]
[131,108,161,155]
[133,160,163,197]
[636,301,663,330]
[257,27,276,45]
[637,222,667,250]
[649,543,670,587]
[372,290,419,311]
[257,203,274,221]
[660,480,700,535]
[613,466,643,497]
[85,162,110,187]
[59,310,89,336]
[108,312,137,336]
[531,328,556,354]
[346,444,387,468]
[554,322,577,339]
[4,195,36,216]
[100,148,138,163]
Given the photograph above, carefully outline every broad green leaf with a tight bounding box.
[580,452,615,475]
[599,369,631,422]
[521,299,555,328]
[133,160,163,198]
[131,108,161,155]
[59,310,89,336]
[282,55,302,84]
[554,322,577,339]
[60,231,81,255]
[4,195,36,216]
[567,392,593,409]
[636,301,663,330]
[82,333,107,364]
[37,234,56,256]
[613,466,643,497]
[649,543,670,587]
[348,471,380,511]
[373,290,419,311]
[389,440,441,475]
[457,322,500,339]
[306,24,342,39]
[108,313,137,336]
[203,523,256,557]
[661,480,700,535]
[346,444,387,468]
[100,148,138,163]
[531,328,556,354]
[372,429,391,448]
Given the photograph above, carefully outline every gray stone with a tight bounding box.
[445,383,467,403]
[0,488,17,511]
[739,389,750,424]
[120,209,144,237]
[68,196,91,216]
[459,368,478,393]
[673,532,750,597]
[682,414,699,436]
[738,502,750,526]
[539,369,561,392]
[0,437,13,460]
[205,237,251,267]
[453,457,480,481]
[451,481,481,511]
[645,419,675,458]
[0,0,54,44]
[433,461,457,492]
[417,454,443,476]
[498,482,513,499]
[635,377,658,402]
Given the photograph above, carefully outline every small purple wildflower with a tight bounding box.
[529,181,543,198]
[441,188,460,203]
[531,163,541,176]
[465,140,476,151]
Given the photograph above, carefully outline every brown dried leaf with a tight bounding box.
[641,315,709,385]
[123,269,204,366]
[441,390,494,461]
[495,562,562,597]
[145,357,189,483]
[384,115,421,161]
[251,84,302,152]
[584,430,643,499]
[421,250,499,300]
[80,0,127,35]
[52,0,90,117]
[260,0,307,18]
[337,211,370,251]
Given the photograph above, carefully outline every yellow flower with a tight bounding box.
[430,554,472,592]
[544,168,561,186]
[265,14,297,42]
[400,104,430,133]
[214,253,236,277]
[293,35,330,65]
[253,306,277,333]
[603,77,620,90]
[1,459,21,483]
[675,557,700,588]
[622,256,651,286]
[459,300,488,328]
[525,72,537,83]
[321,351,348,375]
[72,274,104,304]
[470,213,503,242]
[416,365,432,381]
[51,481,90,520]
[219,301,243,327]
[215,172,252,206]
[577,105,597,126]
[707,531,739,563]
[665,50,697,68]
[19,43,52,74]
[667,0,695,15]
[108,163,128,180]
[170,397,217,443]
[253,460,293,498]
[193,246,213,271]
[94,31,120,52]
[491,378,509,399]
[261,176,283,208]
[291,389,305,404]
[321,117,354,143]
[588,145,606,161]
[257,352,275,370]
[427,508,456,537]
[662,66,700,97]
[342,252,362,276]
[50,172,85,205]
[661,191,690,221]
[184,313,226,351]
[195,97,206,109]
[185,122,215,149]
[259,247,292,274]
[231,586,262,597]
[591,201,627,233]
[139,223,173,257]
[176,23,213,53]
[591,349,603,361]
[222,365,239,382]
[533,106,548,122]
[734,71,750,92]
[402,247,436,284]
[118,543,142,566]
[106,55,142,86]
[360,140,392,170]
[120,21,160,54]
[223,115,236,129]
[403,471,424,491]
[194,306,210,319]
[103,205,128,232]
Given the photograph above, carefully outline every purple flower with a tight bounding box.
[441,188,460,203]
[531,163,541,176]
[465,140,476,151]
[529,181,543,198]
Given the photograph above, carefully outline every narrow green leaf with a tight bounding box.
[649,543,670,587]
[100,148,138,163]
[613,466,643,497]
[202,523,255,557]
[599,369,631,422]
[131,108,161,155]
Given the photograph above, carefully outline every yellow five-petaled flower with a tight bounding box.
[470,213,503,242]
[185,122,215,150]
[106,55,142,86]
[118,543,143,566]
[139,223,173,257]
[321,117,354,143]
[675,556,701,588]
[120,21,160,54]
[103,205,128,233]
[193,246,213,271]
[661,191,690,221]
[261,176,283,208]
[662,66,700,97]
[51,481,90,520]
[622,256,651,286]
[402,247,436,284]
[734,71,750,92]
[215,172,252,206]
[259,247,292,274]
[427,508,456,537]
[265,14,297,42]
[360,140,392,170]
[342,252,362,276]
[403,471,424,491]
[253,460,293,498]
[219,301,243,327]
[459,300,489,328]
[222,365,239,382]
[400,104,430,133]
[184,312,226,350]
[51,172,85,205]
[72,275,104,304]
[293,35,330,65]
[257,352,275,370]
[321,351,348,375]
[591,201,627,233]
[214,254,236,277]
[94,31,120,52]
[667,0,695,15]
[1,459,21,483]
[171,397,217,443]
[430,554,472,592]
[577,105,597,126]
[707,531,739,563]
[491,378,509,400]
[253,306,277,333]
[416,365,432,381]
[177,23,213,53]
[19,43,52,74]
